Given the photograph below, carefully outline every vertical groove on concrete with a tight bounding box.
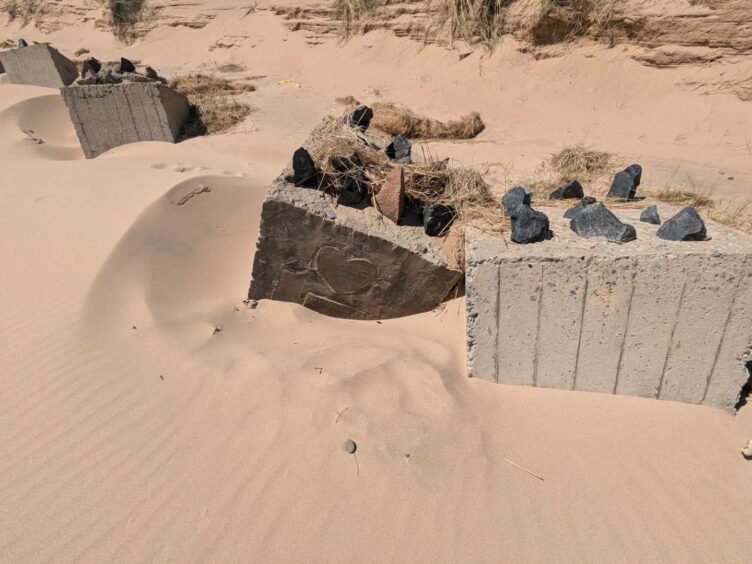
[613,271,636,395]
[494,264,501,384]
[657,275,689,399]
[702,255,749,403]
[532,264,545,387]
[571,274,590,391]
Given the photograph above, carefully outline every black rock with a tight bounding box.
[510,204,553,244]
[292,147,319,188]
[18,38,28,48]
[386,134,412,164]
[656,207,707,241]
[344,439,357,454]
[423,204,456,237]
[501,186,532,214]
[81,56,102,78]
[145,66,159,80]
[119,57,136,73]
[564,196,597,219]
[549,180,584,200]
[348,105,373,130]
[337,173,369,206]
[570,202,636,242]
[639,204,661,225]
[607,164,642,200]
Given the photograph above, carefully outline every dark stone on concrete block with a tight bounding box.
[570,202,636,242]
[549,180,584,200]
[640,204,661,225]
[0,43,78,88]
[338,173,369,206]
[293,147,319,187]
[607,164,642,200]
[501,186,532,214]
[348,105,373,130]
[145,66,159,80]
[119,57,136,74]
[656,207,707,241]
[61,82,190,159]
[18,39,28,48]
[82,56,101,78]
[423,204,456,237]
[564,196,597,219]
[386,134,412,164]
[510,204,554,244]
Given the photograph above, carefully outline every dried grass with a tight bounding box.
[308,116,502,232]
[332,0,385,37]
[339,98,485,139]
[432,0,512,48]
[169,74,255,137]
[1,0,44,24]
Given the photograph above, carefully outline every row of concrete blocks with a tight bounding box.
[249,122,752,411]
[0,43,189,158]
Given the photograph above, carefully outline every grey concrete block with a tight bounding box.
[249,120,463,320]
[466,207,752,410]
[61,82,190,159]
[0,43,77,88]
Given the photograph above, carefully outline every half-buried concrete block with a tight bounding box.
[0,43,78,88]
[466,207,752,411]
[61,82,190,158]
[249,124,463,320]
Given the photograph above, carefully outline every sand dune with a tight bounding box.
[1,1,751,562]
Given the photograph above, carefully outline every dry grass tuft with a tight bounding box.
[107,0,152,41]
[1,0,44,24]
[433,0,512,48]
[169,74,256,137]
[338,98,485,139]
[549,144,613,179]
[332,0,385,37]
[308,116,501,232]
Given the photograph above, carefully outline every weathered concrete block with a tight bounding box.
[61,82,190,159]
[249,124,463,320]
[0,43,78,88]
[466,207,752,411]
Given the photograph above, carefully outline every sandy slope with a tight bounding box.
[1,2,752,562]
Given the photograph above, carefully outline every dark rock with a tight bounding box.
[119,57,136,73]
[639,204,661,225]
[656,207,707,241]
[510,204,553,244]
[145,66,159,80]
[348,105,373,130]
[607,164,642,200]
[18,38,28,48]
[292,147,319,188]
[344,439,357,454]
[386,134,412,164]
[570,203,636,242]
[549,180,584,200]
[423,204,456,237]
[81,57,102,79]
[564,196,597,219]
[337,173,369,206]
[501,186,532,214]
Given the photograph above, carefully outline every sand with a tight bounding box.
[1,2,751,562]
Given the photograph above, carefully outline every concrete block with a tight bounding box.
[61,82,190,159]
[0,43,78,88]
[466,207,752,410]
[249,122,463,320]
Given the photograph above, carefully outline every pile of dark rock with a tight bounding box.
[75,56,165,86]
[290,104,457,238]
[501,162,708,244]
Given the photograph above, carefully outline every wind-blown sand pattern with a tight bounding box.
[1,1,751,561]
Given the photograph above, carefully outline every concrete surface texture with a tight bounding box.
[249,174,463,320]
[466,206,752,411]
[0,43,77,88]
[61,82,190,159]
